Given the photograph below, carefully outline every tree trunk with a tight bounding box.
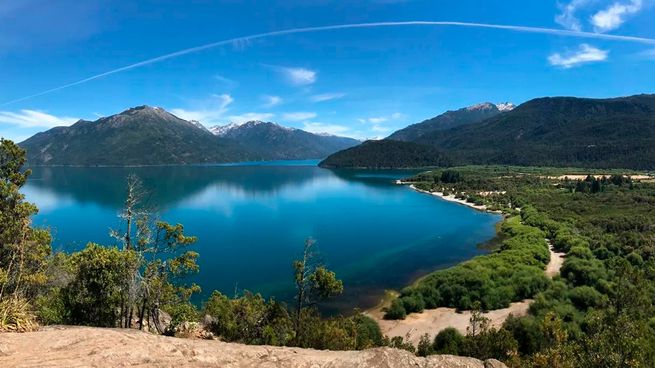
[138,298,147,330]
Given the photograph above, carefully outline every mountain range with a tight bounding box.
[209,121,360,160]
[387,102,513,141]
[320,94,655,170]
[19,106,359,166]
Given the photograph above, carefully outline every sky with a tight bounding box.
[1,0,654,142]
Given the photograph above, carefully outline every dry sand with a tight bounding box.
[408,185,491,212]
[367,244,565,345]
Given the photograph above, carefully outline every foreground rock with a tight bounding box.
[0,326,506,368]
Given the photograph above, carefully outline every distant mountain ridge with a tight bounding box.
[19,106,359,166]
[208,120,359,160]
[387,102,513,142]
[320,94,655,170]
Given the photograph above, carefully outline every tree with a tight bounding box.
[433,327,464,355]
[108,174,200,332]
[61,243,139,327]
[293,238,343,342]
[0,139,51,331]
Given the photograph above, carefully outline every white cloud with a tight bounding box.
[358,112,404,124]
[271,66,317,86]
[555,0,592,31]
[309,92,346,102]
[262,95,283,108]
[591,0,643,32]
[170,94,233,124]
[282,112,317,122]
[0,109,78,128]
[548,44,609,68]
[228,112,274,124]
[368,117,388,124]
[302,122,350,136]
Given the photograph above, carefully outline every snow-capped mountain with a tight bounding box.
[208,120,359,160]
[388,102,508,141]
[495,102,516,112]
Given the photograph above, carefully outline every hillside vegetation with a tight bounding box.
[19,106,358,166]
[213,120,359,160]
[321,94,655,170]
[383,166,655,367]
[387,102,506,142]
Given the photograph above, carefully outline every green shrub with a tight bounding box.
[433,327,465,355]
[384,299,407,320]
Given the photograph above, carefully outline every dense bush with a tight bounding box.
[61,244,139,327]
[433,327,465,355]
[385,216,551,318]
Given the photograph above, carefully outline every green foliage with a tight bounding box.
[383,298,406,319]
[319,140,450,169]
[433,327,465,355]
[416,333,434,357]
[353,313,384,349]
[61,243,139,327]
[34,287,67,325]
[293,238,343,341]
[323,94,655,170]
[385,216,550,318]
[392,166,655,366]
[0,139,52,331]
[19,106,259,166]
[440,170,463,183]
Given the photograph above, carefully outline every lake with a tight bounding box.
[23,162,501,313]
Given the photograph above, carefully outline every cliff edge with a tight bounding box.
[0,326,507,368]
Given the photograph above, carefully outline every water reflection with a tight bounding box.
[24,164,498,313]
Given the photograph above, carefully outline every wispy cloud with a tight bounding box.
[641,48,655,59]
[555,0,592,31]
[357,112,405,137]
[365,117,387,124]
[0,109,78,128]
[170,94,234,124]
[228,112,274,124]
[309,92,346,102]
[262,95,283,108]
[5,20,655,106]
[214,74,238,88]
[358,112,404,124]
[302,122,350,136]
[591,0,643,32]
[548,43,609,68]
[268,65,317,86]
[282,112,317,122]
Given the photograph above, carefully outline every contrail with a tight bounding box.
[4,20,655,106]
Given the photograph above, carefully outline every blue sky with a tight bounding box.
[1,0,654,141]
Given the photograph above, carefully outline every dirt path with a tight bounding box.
[366,244,565,345]
[0,326,506,368]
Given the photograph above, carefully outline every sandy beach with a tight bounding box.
[367,241,565,345]
[406,184,492,212]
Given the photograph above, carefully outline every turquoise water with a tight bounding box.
[24,163,501,313]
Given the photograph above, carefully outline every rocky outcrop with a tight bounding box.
[0,326,507,368]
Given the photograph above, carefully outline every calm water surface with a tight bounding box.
[24,161,501,313]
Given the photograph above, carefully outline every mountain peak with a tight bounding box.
[495,102,516,112]
[466,102,497,111]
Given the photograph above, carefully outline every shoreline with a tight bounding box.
[366,240,565,345]
[399,180,501,213]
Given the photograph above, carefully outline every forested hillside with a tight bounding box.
[321,94,655,170]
